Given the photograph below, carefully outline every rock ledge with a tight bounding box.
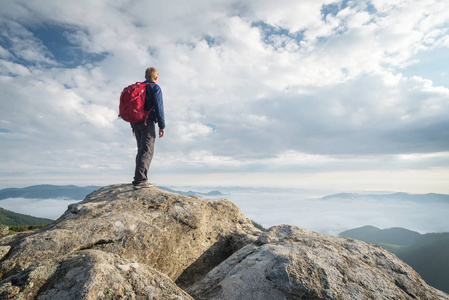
[0,184,447,300]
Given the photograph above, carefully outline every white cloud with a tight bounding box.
[247,0,336,33]
[0,0,448,192]
[0,19,55,65]
[0,59,31,76]
[0,198,79,220]
[227,191,449,235]
[0,46,12,59]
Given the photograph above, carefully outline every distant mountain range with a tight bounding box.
[0,184,225,201]
[0,185,101,200]
[158,187,224,197]
[340,225,449,294]
[189,186,310,193]
[0,207,53,226]
[8,186,448,203]
[322,192,449,202]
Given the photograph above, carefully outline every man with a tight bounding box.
[131,67,165,189]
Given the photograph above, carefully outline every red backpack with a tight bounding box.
[119,82,154,124]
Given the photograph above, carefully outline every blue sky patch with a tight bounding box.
[203,35,223,47]
[322,0,377,21]
[0,19,108,68]
[252,21,304,49]
[401,47,449,88]
[205,124,216,132]
[30,22,108,67]
[321,3,341,20]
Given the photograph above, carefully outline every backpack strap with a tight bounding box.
[143,82,155,126]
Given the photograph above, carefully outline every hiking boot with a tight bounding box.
[133,182,156,190]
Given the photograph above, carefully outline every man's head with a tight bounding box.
[145,67,159,83]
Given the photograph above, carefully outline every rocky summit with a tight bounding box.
[0,184,447,299]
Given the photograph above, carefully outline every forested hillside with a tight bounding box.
[340,226,449,293]
[0,207,53,226]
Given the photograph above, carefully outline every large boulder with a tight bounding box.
[187,225,449,300]
[0,184,259,286]
[0,185,447,300]
[0,225,8,238]
[0,249,193,300]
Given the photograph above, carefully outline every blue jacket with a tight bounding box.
[144,80,165,129]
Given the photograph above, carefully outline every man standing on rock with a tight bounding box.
[132,67,165,189]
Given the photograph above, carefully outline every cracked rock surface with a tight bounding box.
[0,250,193,300]
[0,184,447,299]
[0,184,258,299]
[187,225,449,300]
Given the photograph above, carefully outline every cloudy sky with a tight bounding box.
[1,0,448,193]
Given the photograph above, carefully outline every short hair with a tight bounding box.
[145,67,159,81]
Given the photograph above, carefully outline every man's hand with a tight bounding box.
[159,128,165,138]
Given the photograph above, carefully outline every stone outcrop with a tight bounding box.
[0,250,193,300]
[0,184,258,299]
[0,184,448,299]
[187,225,449,299]
[0,226,8,238]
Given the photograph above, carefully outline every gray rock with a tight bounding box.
[0,225,8,238]
[0,246,10,261]
[0,185,447,300]
[187,225,449,300]
[0,184,258,288]
[0,249,193,299]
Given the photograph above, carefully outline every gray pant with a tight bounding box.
[131,121,156,184]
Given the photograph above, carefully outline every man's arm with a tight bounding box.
[152,85,165,130]
[159,128,165,138]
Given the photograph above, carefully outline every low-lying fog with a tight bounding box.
[1,188,448,235]
[224,191,449,235]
